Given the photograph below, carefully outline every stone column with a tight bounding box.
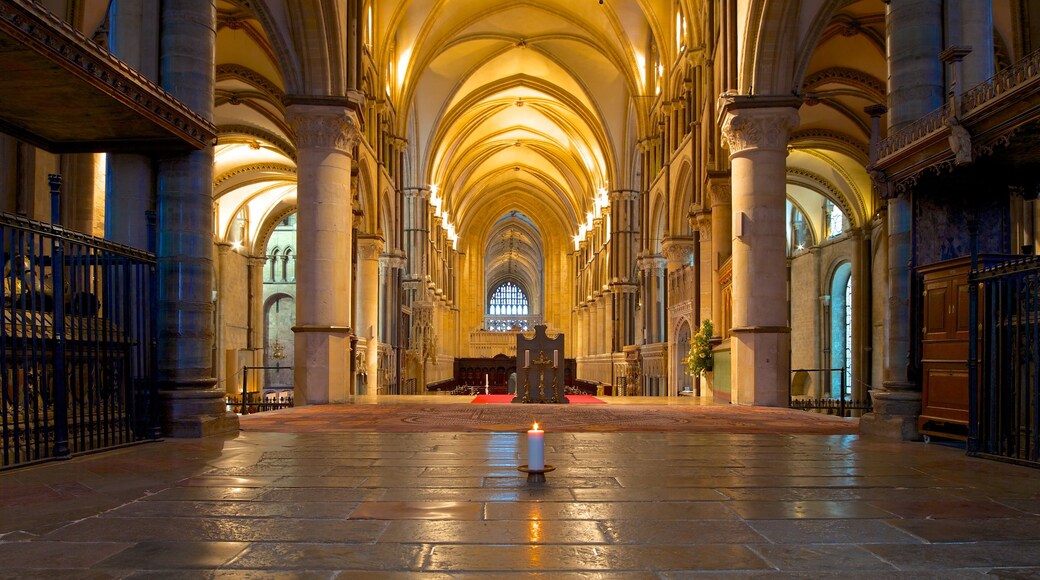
[639,255,668,343]
[106,0,160,249]
[155,0,238,436]
[663,238,695,396]
[862,0,944,438]
[708,174,732,336]
[602,289,614,354]
[357,236,383,391]
[286,103,359,405]
[402,188,430,306]
[609,190,639,348]
[720,98,799,406]
[694,214,713,322]
[356,236,384,340]
[959,0,994,90]
[59,154,95,234]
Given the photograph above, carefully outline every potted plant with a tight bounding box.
[683,319,714,377]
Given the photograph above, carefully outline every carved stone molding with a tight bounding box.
[708,180,731,206]
[637,255,667,275]
[285,104,360,151]
[403,187,431,201]
[608,189,640,202]
[720,107,799,154]
[661,237,695,267]
[691,214,712,241]
[357,237,385,261]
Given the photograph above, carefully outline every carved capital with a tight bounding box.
[637,255,667,275]
[357,236,385,261]
[708,181,731,206]
[720,106,799,154]
[403,187,431,201]
[608,189,640,203]
[286,104,360,151]
[661,237,696,268]
[691,214,712,241]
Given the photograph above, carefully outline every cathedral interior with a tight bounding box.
[5,0,1040,575]
[2,0,1040,453]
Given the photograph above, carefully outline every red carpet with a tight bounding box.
[470,394,605,404]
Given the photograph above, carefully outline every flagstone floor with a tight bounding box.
[2,399,1040,577]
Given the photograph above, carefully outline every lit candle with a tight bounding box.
[527,422,544,470]
[485,373,489,386]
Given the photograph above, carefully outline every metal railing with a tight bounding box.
[2,205,157,468]
[969,255,1040,467]
[230,365,293,415]
[789,367,870,418]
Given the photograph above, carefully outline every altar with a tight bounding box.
[513,325,566,404]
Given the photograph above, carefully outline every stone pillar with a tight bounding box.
[403,188,430,306]
[356,236,384,340]
[959,0,994,90]
[596,294,608,355]
[708,174,733,336]
[357,236,384,391]
[862,0,944,438]
[663,238,695,396]
[694,214,713,322]
[639,255,668,343]
[286,103,359,404]
[106,0,160,249]
[59,154,95,234]
[720,98,799,406]
[888,0,944,127]
[602,290,614,354]
[155,0,238,436]
[609,189,639,348]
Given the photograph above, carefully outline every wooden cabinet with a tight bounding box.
[916,255,1011,439]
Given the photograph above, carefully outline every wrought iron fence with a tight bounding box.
[969,255,1040,467]
[226,365,293,415]
[1,210,157,468]
[789,367,871,418]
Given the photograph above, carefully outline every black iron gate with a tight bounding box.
[1,211,158,468]
[969,255,1040,467]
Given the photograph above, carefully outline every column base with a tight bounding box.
[731,327,790,406]
[859,388,922,441]
[293,325,352,404]
[160,387,239,438]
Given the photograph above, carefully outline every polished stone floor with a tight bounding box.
[3,409,1040,577]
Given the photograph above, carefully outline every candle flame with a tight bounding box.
[533,422,539,430]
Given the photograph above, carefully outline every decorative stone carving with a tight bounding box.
[637,255,667,276]
[708,180,731,207]
[661,238,695,269]
[608,189,640,202]
[720,108,799,154]
[358,237,385,261]
[692,214,712,241]
[946,117,973,165]
[286,105,360,151]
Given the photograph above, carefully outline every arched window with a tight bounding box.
[675,2,687,52]
[269,248,280,282]
[825,200,847,239]
[787,200,813,255]
[487,282,530,331]
[489,282,528,315]
[282,248,293,282]
[829,262,853,398]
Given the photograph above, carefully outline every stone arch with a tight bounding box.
[674,318,693,395]
[671,157,696,224]
[647,187,668,255]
